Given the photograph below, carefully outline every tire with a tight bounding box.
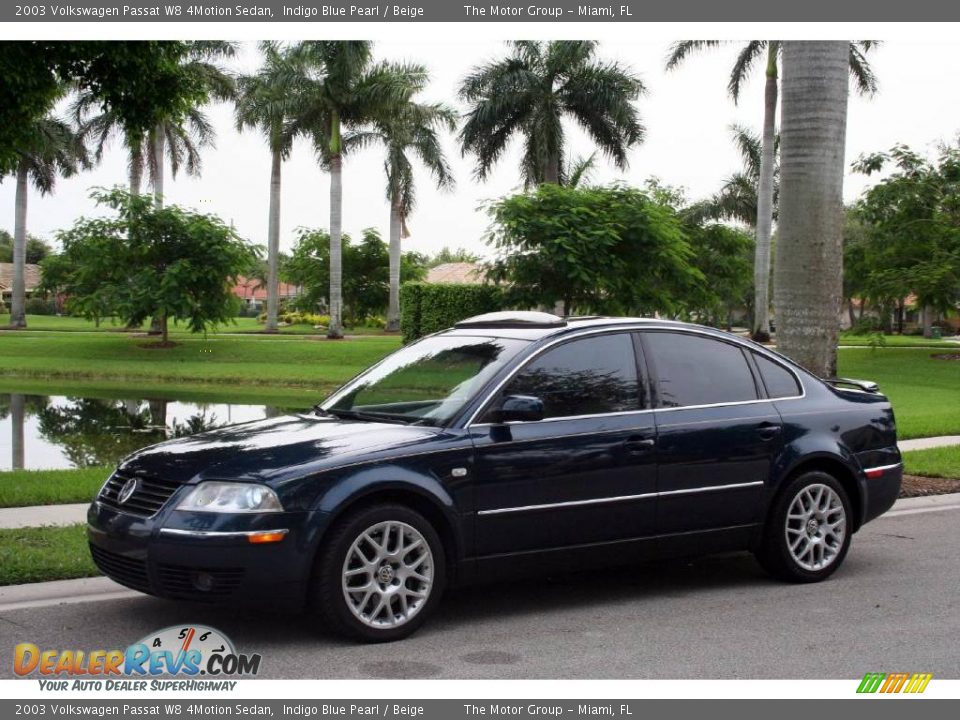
[755,471,852,583]
[310,503,446,642]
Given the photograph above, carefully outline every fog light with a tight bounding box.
[192,572,215,592]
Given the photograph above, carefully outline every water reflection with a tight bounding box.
[0,393,306,471]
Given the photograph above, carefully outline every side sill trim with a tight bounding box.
[477,480,764,516]
[157,528,289,539]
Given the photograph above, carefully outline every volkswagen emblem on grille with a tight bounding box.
[117,477,139,505]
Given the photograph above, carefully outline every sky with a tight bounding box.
[2,39,959,261]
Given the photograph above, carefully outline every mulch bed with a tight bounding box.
[900,474,960,498]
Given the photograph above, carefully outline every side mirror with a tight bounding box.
[491,395,545,423]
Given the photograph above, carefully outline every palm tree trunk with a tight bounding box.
[148,127,166,335]
[752,43,778,343]
[10,163,29,329]
[130,149,143,197]
[774,41,849,377]
[11,393,25,470]
[847,300,857,329]
[386,197,403,332]
[328,151,344,339]
[544,153,560,185]
[152,127,165,209]
[265,148,282,334]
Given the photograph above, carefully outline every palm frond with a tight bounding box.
[728,41,767,103]
[665,40,721,70]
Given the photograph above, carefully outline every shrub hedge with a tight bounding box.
[400,282,504,343]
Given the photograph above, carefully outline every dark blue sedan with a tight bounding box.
[88,313,902,641]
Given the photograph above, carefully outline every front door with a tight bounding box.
[471,332,658,557]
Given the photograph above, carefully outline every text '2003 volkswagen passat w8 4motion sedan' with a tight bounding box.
[88,313,902,641]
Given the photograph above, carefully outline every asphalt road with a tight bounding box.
[2,502,959,679]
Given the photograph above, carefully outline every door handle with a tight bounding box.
[756,423,782,441]
[624,436,656,453]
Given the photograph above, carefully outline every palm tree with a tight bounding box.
[667,40,877,341]
[686,125,778,228]
[459,41,646,187]
[775,41,850,377]
[349,98,457,331]
[149,41,235,208]
[235,42,300,334]
[72,42,235,207]
[5,114,88,329]
[290,41,426,339]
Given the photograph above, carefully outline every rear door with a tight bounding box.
[639,330,782,536]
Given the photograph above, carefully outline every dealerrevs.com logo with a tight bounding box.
[14,625,261,691]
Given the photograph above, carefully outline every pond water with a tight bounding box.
[0,393,309,471]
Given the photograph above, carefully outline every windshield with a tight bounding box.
[320,335,529,427]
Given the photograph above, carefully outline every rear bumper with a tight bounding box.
[86,501,327,610]
[861,462,903,525]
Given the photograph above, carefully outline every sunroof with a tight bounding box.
[454,311,567,329]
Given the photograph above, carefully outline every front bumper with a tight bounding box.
[86,500,327,610]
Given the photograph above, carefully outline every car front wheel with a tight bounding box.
[311,503,446,642]
[756,471,852,582]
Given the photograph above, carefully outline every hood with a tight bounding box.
[117,414,440,484]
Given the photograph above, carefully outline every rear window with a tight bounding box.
[753,353,802,398]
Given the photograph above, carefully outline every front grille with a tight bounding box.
[157,564,245,599]
[90,545,151,592]
[98,470,181,517]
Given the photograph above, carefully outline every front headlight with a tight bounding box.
[176,482,283,513]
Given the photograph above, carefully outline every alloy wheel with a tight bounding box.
[784,483,847,572]
[341,520,434,629]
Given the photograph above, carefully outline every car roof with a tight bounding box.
[442,315,733,342]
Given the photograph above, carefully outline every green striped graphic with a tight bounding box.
[857,673,886,693]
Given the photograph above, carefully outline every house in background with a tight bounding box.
[425,262,486,285]
[231,276,301,311]
[0,263,41,305]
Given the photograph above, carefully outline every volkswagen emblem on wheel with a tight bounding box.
[117,477,139,505]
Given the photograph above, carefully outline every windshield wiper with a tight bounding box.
[315,406,412,425]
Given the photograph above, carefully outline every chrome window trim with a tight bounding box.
[863,462,903,474]
[476,480,765,516]
[464,325,805,428]
[158,528,289,539]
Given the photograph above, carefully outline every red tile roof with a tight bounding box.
[232,276,300,301]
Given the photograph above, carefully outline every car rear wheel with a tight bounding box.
[310,503,446,642]
[756,471,852,582]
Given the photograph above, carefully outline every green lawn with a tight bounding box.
[0,331,400,391]
[0,524,97,585]
[0,467,109,508]
[902,445,960,480]
[0,314,388,336]
[837,348,960,439]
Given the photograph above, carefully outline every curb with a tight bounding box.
[0,576,138,612]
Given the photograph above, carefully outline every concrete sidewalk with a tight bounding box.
[898,435,960,451]
[0,503,88,529]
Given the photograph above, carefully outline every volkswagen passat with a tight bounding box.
[88,313,902,641]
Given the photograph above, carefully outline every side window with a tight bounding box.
[753,352,802,398]
[644,332,758,408]
[493,333,643,419]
